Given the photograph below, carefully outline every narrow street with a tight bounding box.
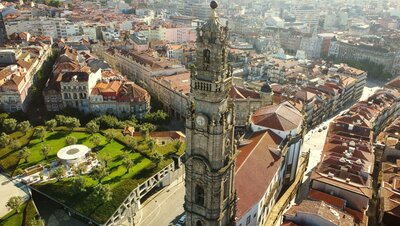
[127,177,185,226]
[296,85,381,202]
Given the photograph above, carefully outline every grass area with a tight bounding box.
[0,129,34,172]
[0,203,27,226]
[1,127,184,224]
[0,199,41,226]
[24,199,40,226]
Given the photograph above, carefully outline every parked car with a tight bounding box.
[323,126,327,130]
[178,215,186,224]
[318,129,322,132]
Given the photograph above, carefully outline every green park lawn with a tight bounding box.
[0,127,184,224]
[0,199,39,226]
[0,203,26,226]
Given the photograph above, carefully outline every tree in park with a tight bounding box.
[0,132,10,147]
[45,119,57,131]
[152,152,164,166]
[30,218,45,226]
[14,168,24,176]
[40,144,51,161]
[72,176,86,192]
[16,121,30,134]
[90,135,102,147]
[65,135,77,145]
[94,184,112,203]
[18,147,31,163]
[104,130,115,143]
[99,153,111,168]
[34,126,47,142]
[73,163,87,175]
[55,115,66,126]
[6,196,23,213]
[91,162,108,182]
[127,138,137,151]
[2,118,17,133]
[139,127,149,141]
[65,117,80,131]
[10,139,21,151]
[147,139,156,152]
[143,110,170,124]
[122,154,135,174]
[174,141,183,153]
[0,113,9,124]
[52,166,65,181]
[86,120,99,135]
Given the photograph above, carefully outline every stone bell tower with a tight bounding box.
[184,1,237,226]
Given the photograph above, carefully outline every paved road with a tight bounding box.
[0,174,29,217]
[118,177,185,226]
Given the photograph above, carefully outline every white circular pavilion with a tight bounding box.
[57,144,90,165]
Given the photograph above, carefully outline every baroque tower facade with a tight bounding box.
[184,1,237,226]
[0,12,8,45]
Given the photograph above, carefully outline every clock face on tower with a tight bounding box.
[196,115,206,127]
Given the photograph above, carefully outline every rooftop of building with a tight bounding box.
[251,101,303,131]
[380,159,400,220]
[284,200,355,226]
[105,47,184,71]
[235,129,283,218]
[307,189,367,225]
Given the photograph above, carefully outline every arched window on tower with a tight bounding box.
[195,185,205,206]
[203,49,211,64]
[196,220,203,226]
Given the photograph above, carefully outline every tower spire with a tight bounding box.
[184,1,237,226]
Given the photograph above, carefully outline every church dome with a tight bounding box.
[260,83,272,93]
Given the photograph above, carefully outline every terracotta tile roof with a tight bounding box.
[310,170,372,199]
[61,71,90,82]
[344,207,367,225]
[251,101,303,131]
[0,68,12,80]
[116,82,150,103]
[229,86,260,99]
[158,72,190,95]
[380,160,400,220]
[92,80,122,96]
[295,89,316,102]
[385,76,400,90]
[308,189,346,210]
[284,200,354,226]
[281,221,299,226]
[235,130,283,217]
[43,74,61,93]
[17,59,33,69]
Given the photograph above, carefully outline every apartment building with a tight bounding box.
[288,86,400,226]
[236,101,304,226]
[0,34,51,112]
[5,17,79,39]
[43,45,150,117]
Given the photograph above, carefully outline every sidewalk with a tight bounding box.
[0,174,29,217]
[133,176,185,226]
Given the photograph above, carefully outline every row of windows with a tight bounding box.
[63,93,87,99]
[62,85,86,90]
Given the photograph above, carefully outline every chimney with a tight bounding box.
[339,166,348,179]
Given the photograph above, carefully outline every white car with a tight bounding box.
[178,215,186,224]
